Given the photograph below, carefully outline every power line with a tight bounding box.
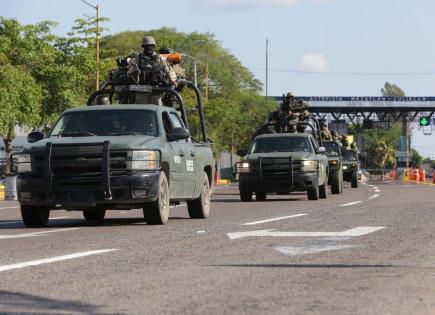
[248,68,435,76]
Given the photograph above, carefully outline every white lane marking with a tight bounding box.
[196,230,206,234]
[120,211,127,214]
[0,216,72,226]
[0,228,80,240]
[369,194,380,200]
[0,249,119,273]
[339,201,363,207]
[373,189,381,193]
[0,206,20,210]
[275,244,359,256]
[373,186,379,190]
[227,226,385,240]
[241,214,307,226]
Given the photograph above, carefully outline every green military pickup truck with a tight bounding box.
[342,148,360,188]
[323,140,344,194]
[237,129,329,201]
[15,85,214,227]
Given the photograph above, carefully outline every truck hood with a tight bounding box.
[246,151,314,160]
[21,135,162,153]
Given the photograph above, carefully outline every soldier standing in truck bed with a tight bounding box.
[135,36,177,105]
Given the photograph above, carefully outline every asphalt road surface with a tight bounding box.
[1,179,435,314]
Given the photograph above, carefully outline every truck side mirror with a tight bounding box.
[27,131,44,143]
[316,146,326,154]
[167,127,190,142]
[236,149,247,157]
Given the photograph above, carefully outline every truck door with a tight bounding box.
[168,112,197,198]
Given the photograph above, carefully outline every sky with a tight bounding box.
[3,0,435,157]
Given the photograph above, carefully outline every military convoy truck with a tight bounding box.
[323,140,344,194]
[342,147,360,188]
[15,80,214,227]
[237,119,329,201]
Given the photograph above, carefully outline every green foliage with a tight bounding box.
[381,81,405,97]
[363,125,400,169]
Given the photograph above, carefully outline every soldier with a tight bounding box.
[136,36,177,105]
[320,122,332,140]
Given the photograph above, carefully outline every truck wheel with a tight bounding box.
[255,191,267,201]
[330,171,341,194]
[21,205,50,228]
[187,172,211,219]
[144,171,170,225]
[351,171,359,188]
[240,186,252,202]
[307,180,319,200]
[319,180,328,199]
[83,209,106,221]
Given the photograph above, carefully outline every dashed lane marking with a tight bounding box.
[241,214,307,226]
[369,194,380,200]
[339,201,363,207]
[0,249,119,273]
[0,216,72,226]
[227,226,386,240]
[0,228,80,240]
[0,206,20,210]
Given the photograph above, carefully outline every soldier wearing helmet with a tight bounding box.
[135,36,177,105]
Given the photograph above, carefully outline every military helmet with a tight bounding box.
[331,130,338,136]
[285,92,295,101]
[142,36,157,47]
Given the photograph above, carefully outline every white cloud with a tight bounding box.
[298,53,329,72]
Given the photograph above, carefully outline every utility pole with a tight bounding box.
[193,60,197,87]
[80,0,100,90]
[205,63,209,101]
[265,38,269,97]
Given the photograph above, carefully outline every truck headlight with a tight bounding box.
[237,161,250,174]
[129,150,160,170]
[329,160,337,166]
[343,165,348,170]
[301,160,318,172]
[15,154,32,173]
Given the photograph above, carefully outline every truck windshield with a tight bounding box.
[343,149,358,161]
[323,142,340,156]
[50,109,158,137]
[250,136,312,153]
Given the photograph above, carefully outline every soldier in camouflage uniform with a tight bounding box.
[320,122,332,140]
[135,36,177,105]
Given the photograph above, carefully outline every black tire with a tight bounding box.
[330,171,341,194]
[255,191,267,201]
[319,180,328,199]
[351,171,359,188]
[187,172,211,219]
[83,209,106,221]
[21,205,50,228]
[144,171,170,225]
[239,186,252,202]
[307,180,319,201]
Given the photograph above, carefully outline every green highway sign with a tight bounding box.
[419,116,431,127]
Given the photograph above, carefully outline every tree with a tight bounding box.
[381,82,405,97]
[0,64,42,174]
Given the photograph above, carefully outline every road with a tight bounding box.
[1,180,435,314]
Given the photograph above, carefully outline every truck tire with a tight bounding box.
[144,171,170,225]
[83,209,106,221]
[240,186,252,202]
[319,180,328,199]
[255,191,267,201]
[187,172,211,219]
[330,171,341,194]
[21,205,50,228]
[351,171,359,188]
[307,180,319,201]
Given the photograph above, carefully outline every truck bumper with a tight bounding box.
[343,169,357,181]
[17,172,160,209]
[239,172,318,193]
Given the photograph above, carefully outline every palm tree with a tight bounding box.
[374,138,397,169]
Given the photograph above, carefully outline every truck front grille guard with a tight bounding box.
[43,141,112,199]
[257,156,294,185]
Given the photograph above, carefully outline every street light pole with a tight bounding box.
[79,0,100,90]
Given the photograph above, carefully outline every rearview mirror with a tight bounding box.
[27,131,44,143]
[236,149,247,157]
[316,146,326,154]
[167,127,190,141]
